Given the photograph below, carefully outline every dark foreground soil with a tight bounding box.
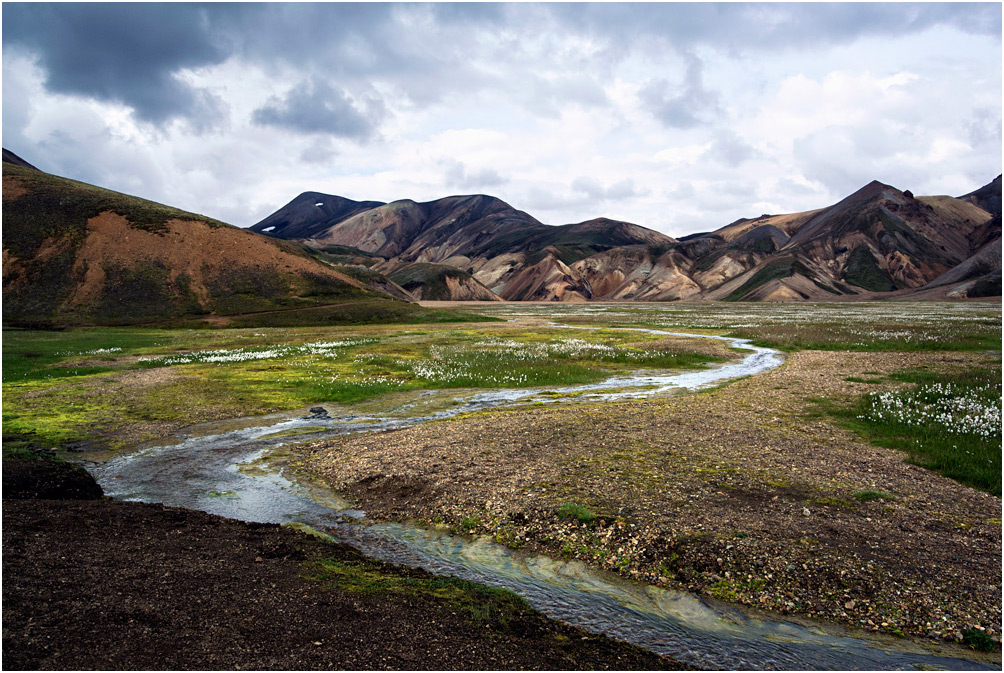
[2,458,678,671]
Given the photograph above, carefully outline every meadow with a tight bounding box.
[3,301,1000,493]
[2,317,728,453]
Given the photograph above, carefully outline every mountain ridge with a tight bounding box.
[255,176,1000,302]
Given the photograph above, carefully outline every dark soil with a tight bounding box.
[2,458,678,670]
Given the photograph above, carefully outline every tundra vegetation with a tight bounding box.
[3,318,726,453]
[3,300,1001,654]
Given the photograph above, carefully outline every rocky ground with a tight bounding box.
[2,457,678,670]
[306,349,1002,655]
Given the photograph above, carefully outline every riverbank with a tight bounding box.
[2,458,678,670]
[306,348,1002,656]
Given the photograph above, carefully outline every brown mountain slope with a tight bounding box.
[254,192,678,301]
[244,175,1004,303]
[701,179,1000,301]
[1,161,405,327]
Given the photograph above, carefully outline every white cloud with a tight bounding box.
[3,4,1000,237]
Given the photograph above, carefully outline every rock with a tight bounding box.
[801,507,811,517]
[306,407,330,419]
[845,600,856,610]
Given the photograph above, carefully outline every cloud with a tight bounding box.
[2,3,998,237]
[707,132,758,166]
[442,159,507,191]
[571,176,648,202]
[252,78,384,140]
[2,3,227,125]
[966,107,1003,147]
[639,54,721,128]
[548,3,1001,53]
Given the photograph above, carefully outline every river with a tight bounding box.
[87,328,993,670]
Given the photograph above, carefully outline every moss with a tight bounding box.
[388,263,473,300]
[722,257,813,302]
[853,490,895,502]
[306,556,534,632]
[556,502,596,524]
[961,628,998,652]
[93,261,175,321]
[842,245,897,292]
[813,496,855,509]
[708,579,740,602]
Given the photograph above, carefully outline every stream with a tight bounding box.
[87,328,992,670]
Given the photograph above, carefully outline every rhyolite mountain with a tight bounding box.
[1,155,425,327]
[255,176,1002,302]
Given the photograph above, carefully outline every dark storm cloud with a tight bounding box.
[3,2,997,131]
[252,79,383,140]
[2,3,228,124]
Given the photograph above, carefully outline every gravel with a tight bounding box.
[306,349,1002,650]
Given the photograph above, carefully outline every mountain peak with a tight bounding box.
[2,148,39,171]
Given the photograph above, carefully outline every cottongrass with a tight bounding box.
[860,383,1001,439]
[139,338,375,366]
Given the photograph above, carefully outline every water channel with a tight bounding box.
[86,328,993,670]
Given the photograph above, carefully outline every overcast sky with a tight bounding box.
[3,2,1001,236]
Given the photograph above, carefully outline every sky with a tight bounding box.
[2,2,1001,237]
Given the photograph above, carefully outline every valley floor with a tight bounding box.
[306,349,1002,655]
[2,459,676,671]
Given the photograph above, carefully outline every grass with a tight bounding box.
[732,322,1001,353]
[225,299,499,328]
[307,556,533,632]
[2,328,168,383]
[830,367,1001,495]
[557,503,596,524]
[853,490,895,502]
[1,321,727,451]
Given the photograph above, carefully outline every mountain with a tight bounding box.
[254,193,676,301]
[2,148,39,171]
[700,179,1000,301]
[1,157,422,327]
[256,177,1000,302]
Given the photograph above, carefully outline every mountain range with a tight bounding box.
[252,176,1001,302]
[3,146,1000,329]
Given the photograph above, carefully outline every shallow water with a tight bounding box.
[88,329,992,670]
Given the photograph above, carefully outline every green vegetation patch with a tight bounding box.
[226,299,499,328]
[842,245,897,292]
[828,367,1002,495]
[388,263,476,300]
[733,321,1000,353]
[2,163,227,259]
[307,556,534,631]
[853,490,895,503]
[961,628,998,652]
[557,502,596,524]
[2,328,166,383]
[722,257,813,302]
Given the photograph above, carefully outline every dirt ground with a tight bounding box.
[306,349,1002,651]
[2,458,677,671]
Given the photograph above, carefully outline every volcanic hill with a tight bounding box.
[1,155,431,328]
[254,177,1002,302]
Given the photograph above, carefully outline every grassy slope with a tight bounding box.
[2,163,497,328]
